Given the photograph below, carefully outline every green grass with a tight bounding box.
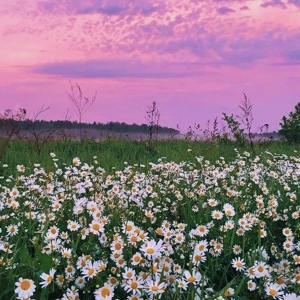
[1,138,299,175]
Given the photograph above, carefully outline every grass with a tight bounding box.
[0,138,299,175]
[0,139,299,299]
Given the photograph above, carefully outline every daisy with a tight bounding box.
[254,261,269,278]
[56,274,64,287]
[259,228,267,238]
[223,203,235,217]
[192,251,207,265]
[207,198,218,207]
[224,287,234,296]
[6,224,19,236]
[174,232,185,244]
[115,255,126,268]
[283,240,294,252]
[97,260,107,272]
[61,248,72,259]
[94,284,114,300]
[72,157,81,166]
[232,244,242,255]
[231,257,246,271]
[184,269,202,285]
[75,276,86,289]
[145,276,166,297]
[89,219,104,235]
[211,210,223,220]
[110,239,124,254]
[82,261,99,279]
[127,232,140,246]
[17,164,26,172]
[65,265,76,276]
[236,227,245,236]
[131,252,143,266]
[46,225,59,240]
[123,276,144,296]
[194,240,208,253]
[190,225,209,237]
[140,239,164,259]
[122,267,136,280]
[247,280,256,291]
[67,220,80,231]
[245,267,256,279]
[10,188,19,198]
[80,227,89,240]
[265,283,284,299]
[177,279,188,290]
[15,278,36,299]
[225,220,234,230]
[40,268,56,288]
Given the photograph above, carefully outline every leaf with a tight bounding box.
[35,251,53,272]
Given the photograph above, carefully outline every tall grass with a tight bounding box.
[0,139,299,176]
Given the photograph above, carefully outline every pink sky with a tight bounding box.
[1,0,300,132]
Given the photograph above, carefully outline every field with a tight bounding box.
[0,139,299,299]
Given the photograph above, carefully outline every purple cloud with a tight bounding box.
[287,0,300,7]
[31,59,206,78]
[261,0,287,8]
[240,5,250,10]
[217,6,236,14]
[281,50,300,64]
[37,0,159,16]
[213,0,249,2]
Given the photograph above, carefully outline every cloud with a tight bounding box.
[287,0,300,7]
[282,50,300,64]
[260,0,287,8]
[240,5,250,10]
[37,0,160,16]
[217,6,236,14]
[31,59,205,78]
[212,0,249,2]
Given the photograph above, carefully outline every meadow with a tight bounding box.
[0,139,299,299]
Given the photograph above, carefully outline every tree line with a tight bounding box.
[0,119,179,135]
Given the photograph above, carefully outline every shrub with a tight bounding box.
[279,102,300,143]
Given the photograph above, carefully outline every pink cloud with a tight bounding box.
[0,0,300,132]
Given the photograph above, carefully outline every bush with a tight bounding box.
[279,103,300,143]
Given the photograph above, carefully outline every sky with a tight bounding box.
[1,0,300,133]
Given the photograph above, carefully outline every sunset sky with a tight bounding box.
[1,0,300,132]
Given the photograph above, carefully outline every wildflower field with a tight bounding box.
[0,142,299,299]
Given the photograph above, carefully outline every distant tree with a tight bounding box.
[279,102,300,143]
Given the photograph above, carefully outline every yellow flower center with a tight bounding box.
[92,223,100,231]
[146,248,155,254]
[131,281,138,289]
[101,287,110,297]
[20,279,31,291]
[269,288,277,296]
